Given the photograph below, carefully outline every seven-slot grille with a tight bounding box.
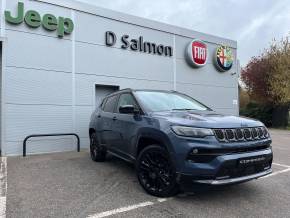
[213,127,269,143]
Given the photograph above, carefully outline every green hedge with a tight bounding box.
[240,102,273,127]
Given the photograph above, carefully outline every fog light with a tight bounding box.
[192,149,199,154]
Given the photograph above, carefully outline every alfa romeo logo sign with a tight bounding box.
[215,45,233,72]
[186,39,207,67]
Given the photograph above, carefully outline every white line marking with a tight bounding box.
[87,198,171,218]
[87,162,290,218]
[157,198,169,203]
[0,197,6,218]
[272,162,290,168]
[87,201,154,218]
[0,157,7,218]
[262,168,290,179]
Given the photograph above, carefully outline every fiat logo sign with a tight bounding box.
[186,39,207,67]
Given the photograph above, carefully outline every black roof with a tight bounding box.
[105,88,178,97]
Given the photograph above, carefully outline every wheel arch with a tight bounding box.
[135,128,173,157]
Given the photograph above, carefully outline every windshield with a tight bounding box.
[135,91,210,112]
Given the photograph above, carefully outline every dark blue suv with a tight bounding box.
[89,89,273,197]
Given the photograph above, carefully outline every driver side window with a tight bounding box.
[117,93,138,112]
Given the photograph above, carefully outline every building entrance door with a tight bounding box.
[95,84,119,108]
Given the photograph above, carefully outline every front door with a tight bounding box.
[111,93,141,158]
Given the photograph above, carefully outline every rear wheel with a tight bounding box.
[136,145,179,197]
[90,132,106,162]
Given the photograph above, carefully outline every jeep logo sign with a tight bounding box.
[186,39,207,67]
[5,2,74,38]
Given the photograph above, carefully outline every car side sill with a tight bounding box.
[107,150,135,163]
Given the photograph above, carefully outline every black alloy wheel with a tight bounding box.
[90,133,106,162]
[136,145,178,197]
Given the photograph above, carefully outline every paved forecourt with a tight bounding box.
[5,129,290,218]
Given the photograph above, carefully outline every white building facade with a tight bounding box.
[0,0,238,156]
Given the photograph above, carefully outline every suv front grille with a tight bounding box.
[213,127,269,143]
[251,128,258,139]
[225,129,235,141]
[214,129,225,141]
[236,129,244,140]
[243,128,252,140]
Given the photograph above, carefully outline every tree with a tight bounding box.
[267,37,290,105]
[267,37,290,127]
[239,85,250,109]
[241,56,271,104]
[241,35,290,127]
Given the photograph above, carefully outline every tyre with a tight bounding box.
[90,132,106,162]
[136,145,179,197]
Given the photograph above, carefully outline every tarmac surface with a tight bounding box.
[5,129,290,218]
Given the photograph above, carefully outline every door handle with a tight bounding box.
[97,114,101,118]
[112,116,117,121]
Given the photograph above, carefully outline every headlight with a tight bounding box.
[171,126,214,138]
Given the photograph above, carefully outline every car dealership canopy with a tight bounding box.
[0,0,238,156]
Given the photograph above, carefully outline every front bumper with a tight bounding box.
[193,168,272,185]
[176,147,273,190]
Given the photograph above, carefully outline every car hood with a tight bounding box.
[150,110,263,128]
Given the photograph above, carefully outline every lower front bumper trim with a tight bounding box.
[194,169,272,185]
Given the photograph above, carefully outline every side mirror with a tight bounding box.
[119,105,139,114]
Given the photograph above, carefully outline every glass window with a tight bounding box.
[135,91,210,112]
[117,93,138,112]
[103,95,119,113]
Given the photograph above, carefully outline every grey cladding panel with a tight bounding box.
[75,42,174,82]
[6,67,72,105]
[176,59,238,88]
[4,139,75,156]
[6,104,73,141]
[75,11,174,47]
[6,30,72,72]
[176,83,238,111]
[75,106,93,138]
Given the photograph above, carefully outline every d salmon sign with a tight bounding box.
[214,45,233,72]
[186,39,207,67]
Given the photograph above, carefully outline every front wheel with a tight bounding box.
[90,132,106,162]
[136,145,179,197]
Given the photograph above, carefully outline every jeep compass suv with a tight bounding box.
[89,89,273,197]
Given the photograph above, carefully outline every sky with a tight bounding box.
[78,0,290,67]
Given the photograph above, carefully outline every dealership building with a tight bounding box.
[0,0,238,156]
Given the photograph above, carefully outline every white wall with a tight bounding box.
[1,0,238,155]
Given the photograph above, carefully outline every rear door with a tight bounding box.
[98,94,119,148]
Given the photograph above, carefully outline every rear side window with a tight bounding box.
[100,99,105,108]
[103,95,118,112]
